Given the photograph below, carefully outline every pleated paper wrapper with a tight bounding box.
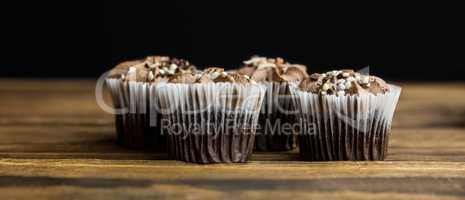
[156,82,266,164]
[255,81,298,151]
[291,85,401,161]
[106,78,166,151]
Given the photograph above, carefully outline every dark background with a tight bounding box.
[1,1,464,81]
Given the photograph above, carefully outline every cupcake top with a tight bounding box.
[169,67,257,84]
[109,56,196,82]
[237,56,309,82]
[299,69,390,96]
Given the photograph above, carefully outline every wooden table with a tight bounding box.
[0,79,464,200]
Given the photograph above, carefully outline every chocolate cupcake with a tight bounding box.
[156,68,266,163]
[291,70,401,160]
[106,56,196,151]
[237,56,309,151]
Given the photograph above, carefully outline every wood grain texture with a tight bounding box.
[0,79,465,200]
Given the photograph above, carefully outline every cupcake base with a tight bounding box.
[166,112,255,164]
[254,113,296,151]
[115,113,166,151]
[298,114,390,161]
[107,78,166,152]
[157,82,265,164]
[254,82,297,151]
[292,85,401,161]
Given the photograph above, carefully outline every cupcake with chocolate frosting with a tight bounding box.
[156,68,265,163]
[237,56,309,151]
[106,56,196,151]
[292,69,401,160]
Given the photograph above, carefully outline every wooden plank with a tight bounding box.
[1,80,465,199]
[0,159,464,200]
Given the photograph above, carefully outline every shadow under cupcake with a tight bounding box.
[291,69,401,161]
[156,68,266,163]
[106,56,196,151]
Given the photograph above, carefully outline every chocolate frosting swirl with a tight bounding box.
[237,56,309,82]
[109,56,196,82]
[169,67,256,84]
[299,69,390,96]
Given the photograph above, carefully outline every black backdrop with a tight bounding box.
[1,1,464,81]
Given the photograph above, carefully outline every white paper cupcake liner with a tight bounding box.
[291,84,401,160]
[106,78,166,151]
[255,81,298,151]
[156,82,266,163]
